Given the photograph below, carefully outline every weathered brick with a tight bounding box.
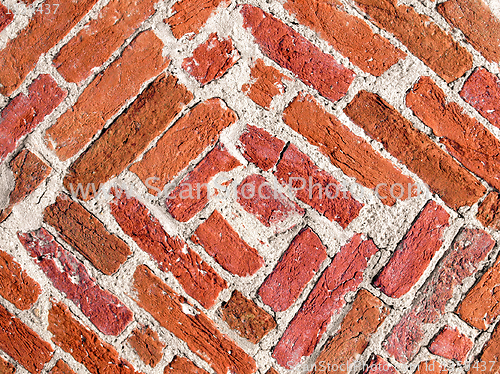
[220,290,276,344]
[44,194,131,275]
[310,290,389,374]
[273,234,378,368]
[0,0,99,96]
[242,59,291,109]
[258,227,327,312]
[128,326,165,367]
[414,360,448,374]
[284,92,415,206]
[428,326,472,363]
[0,356,15,374]
[165,0,230,39]
[47,31,169,161]
[164,356,209,374]
[64,73,193,200]
[437,0,500,63]
[469,323,500,374]
[191,209,264,277]
[344,91,486,210]
[407,76,500,190]
[240,5,355,103]
[384,228,494,363]
[130,98,236,195]
[283,0,405,76]
[362,356,399,374]
[165,143,240,222]
[18,228,133,335]
[49,360,76,374]
[237,125,285,171]
[0,304,52,374]
[110,189,226,309]
[0,150,51,223]
[132,265,257,374]
[0,4,13,32]
[374,200,450,298]
[0,75,66,163]
[477,192,500,230]
[48,302,137,374]
[275,144,364,228]
[353,0,472,82]
[460,68,500,129]
[182,33,240,86]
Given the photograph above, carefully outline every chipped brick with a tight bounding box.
[428,326,472,363]
[477,191,500,230]
[128,326,165,367]
[237,125,285,171]
[49,360,75,374]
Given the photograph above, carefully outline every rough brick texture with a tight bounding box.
[0,356,15,374]
[163,356,209,374]
[50,361,76,374]
[476,192,500,230]
[128,326,165,367]
[0,4,13,32]
[237,125,286,171]
[469,324,500,374]
[428,326,472,363]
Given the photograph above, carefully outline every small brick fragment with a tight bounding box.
[242,59,291,109]
[266,369,279,374]
[47,31,170,161]
[19,228,133,335]
[182,33,240,85]
[310,290,389,374]
[237,125,285,171]
[0,75,66,163]
[0,304,52,374]
[132,265,257,374]
[353,0,472,83]
[469,323,500,374]
[130,98,236,195]
[284,92,415,206]
[460,68,500,129]
[128,326,165,367]
[165,143,241,222]
[240,5,355,103]
[258,227,327,312]
[428,326,472,363]
[344,91,486,210]
[48,302,137,374]
[362,356,399,374]
[191,210,264,277]
[49,360,76,374]
[477,192,500,230]
[220,290,276,343]
[384,228,494,363]
[414,360,448,374]
[164,356,209,374]
[64,73,193,200]
[275,144,364,228]
[110,189,226,309]
[374,200,450,298]
[44,194,131,275]
[0,4,13,32]
[273,234,378,368]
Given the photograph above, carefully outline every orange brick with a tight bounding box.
[49,360,76,374]
[164,356,209,374]
[128,326,165,367]
[477,192,500,230]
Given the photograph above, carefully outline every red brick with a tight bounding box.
[48,302,137,374]
[310,290,389,374]
[362,356,399,374]
[460,68,500,129]
[165,0,230,39]
[275,144,364,228]
[438,0,500,63]
[18,228,133,335]
[191,209,264,277]
[284,92,415,206]
[237,125,285,171]
[477,192,500,230]
[44,194,131,275]
[47,31,169,161]
[237,174,305,232]
[353,0,472,83]
[242,59,291,109]
[130,98,236,195]
[240,4,355,103]
[132,265,257,374]
[384,228,494,363]
[428,326,472,363]
[128,326,165,367]
[164,356,209,374]
[414,360,448,374]
[49,360,76,374]
[407,76,500,190]
[165,143,241,222]
[0,0,100,96]
[0,304,52,374]
[220,290,276,344]
[0,75,66,163]
[0,249,40,310]
[258,227,327,312]
[0,4,13,32]
[0,150,51,223]
[283,0,405,76]
[64,73,193,200]
[182,33,240,86]
[110,189,227,308]
[0,356,15,374]
[374,200,450,298]
[273,234,378,368]
[344,91,486,210]
[53,0,157,83]
[468,323,500,374]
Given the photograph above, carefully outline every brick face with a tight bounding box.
[163,356,209,374]
[0,356,15,374]
[237,125,286,171]
[428,326,472,363]
[49,360,76,374]
[476,192,500,230]
[0,4,13,32]
[469,323,500,374]
[128,326,165,367]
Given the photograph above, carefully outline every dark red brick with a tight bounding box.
[164,356,209,374]
[237,125,285,171]
[0,4,13,32]
[362,356,399,374]
[128,326,165,367]
[428,326,472,363]
[477,192,500,230]
[468,323,500,374]
[49,360,75,374]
